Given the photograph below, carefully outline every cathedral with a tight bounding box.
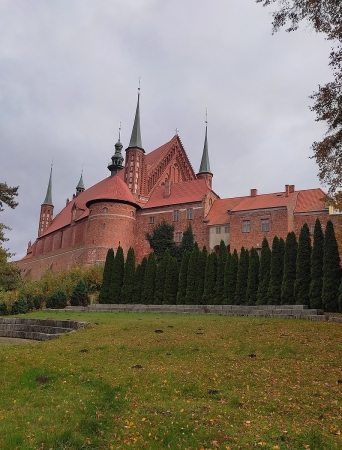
[17,92,336,280]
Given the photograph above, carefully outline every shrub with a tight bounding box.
[33,294,44,310]
[70,280,89,306]
[10,297,29,315]
[0,301,8,315]
[46,289,67,309]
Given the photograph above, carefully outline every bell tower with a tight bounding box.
[38,166,54,237]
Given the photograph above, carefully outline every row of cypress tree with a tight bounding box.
[98,219,341,312]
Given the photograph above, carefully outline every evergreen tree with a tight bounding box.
[154,249,171,304]
[268,236,284,304]
[163,257,179,304]
[141,252,157,304]
[70,280,89,306]
[322,220,341,312]
[246,248,259,306]
[281,232,298,305]
[235,247,249,305]
[98,248,114,304]
[108,246,125,304]
[176,250,191,304]
[196,246,208,304]
[121,247,136,304]
[224,249,238,304]
[185,243,200,304]
[132,257,147,304]
[338,278,342,313]
[294,223,312,306]
[146,220,177,261]
[309,219,324,309]
[256,238,271,305]
[179,224,194,260]
[214,240,228,304]
[202,252,217,304]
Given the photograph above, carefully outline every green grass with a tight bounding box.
[0,311,341,449]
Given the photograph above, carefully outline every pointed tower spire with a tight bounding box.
[76,172,85,196]
[127,85,144,152]
[43,166,53,205]
[197,111,213,187]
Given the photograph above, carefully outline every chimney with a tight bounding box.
[164,179,171,198]
[250,188,258,197]
[285,185,290,197]
[289,185,295,193]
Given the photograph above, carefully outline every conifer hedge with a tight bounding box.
[322,220,341,312]
[309,219,324,309]
[294,223,311,306]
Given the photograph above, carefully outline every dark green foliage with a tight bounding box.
[338,278,342,313]
[154,250,171,304]
[246,248,259,306]
[185,243,200,304]
[179,224,194,259]
[176,251,191,304]
[281,232,298,305]
[46,288,67,309]
[257,238,271,305]
[202,252,217,304]
[214,240,228,304]
[132,257,147,304]
[141,253,157,304]
[146,221,177,261]
[0,301,8,315]
[235,247,249,305]
[322,220,341,312]
[224,249,238,305]
[309,220,324,309]
[109,246,125,304]
[196,246,208,304]
[294,223,312,306]
[121,247,136,304]
[10,297,29,315]
[70,280,89,306]
[33,294,44,310]
[98,248,114,304]
[268,236,284,305]
[163,257,179,304]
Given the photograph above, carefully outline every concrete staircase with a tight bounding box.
[0,318,89,341]
[62,304,332,321]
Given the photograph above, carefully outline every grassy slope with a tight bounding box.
[0,311,341,449]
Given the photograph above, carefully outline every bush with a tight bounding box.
[46,289,67,309]
[10,297,29,315]
[70,280,89,306]
[0,301,8,315]
[33,294,44,310]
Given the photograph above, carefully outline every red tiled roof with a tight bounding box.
[144,179,212,209]
[230,191,298,212]
[205,197,246,224]
[41,175,137,237]
[294,188,327,213]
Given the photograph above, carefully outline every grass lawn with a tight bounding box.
[0,311,341,450]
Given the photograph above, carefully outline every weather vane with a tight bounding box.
[138,77,141,92]
[205,108,208,125]
[119,121,121,141]
[175,128,179,135]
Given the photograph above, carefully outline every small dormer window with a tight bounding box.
[103,207,108,213]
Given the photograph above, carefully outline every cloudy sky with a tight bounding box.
[0,0,333,260]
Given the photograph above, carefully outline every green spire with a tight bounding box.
[198,123,212,175]
[43,166,53,205]
[127,90,143,151]
[76,173,85,195]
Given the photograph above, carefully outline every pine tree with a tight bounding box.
[121,247,136,304]
[338,278,342,313]
[268,236,284,305]
[98,248,114,304]
[235,247,249,305]
[281,232,298,305]
[70,280,89,306]
[132,257,147,304]
[309,219,324,309]
[322,220,341,312]
[246,248,259,306]
[202,252,217,304]
[141,252,157,304]
[224,249,238,304]
[163,257,179,304]
[154,250,171,304]
[146,220,176,261]
[176,251,191,304]
[185,243,200,304]
[196,246,208,304]
[108,246,125,304]
[214,240,228,304]
[294,223,312,306]
[256,238,271,305]
[179,224,194,259]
